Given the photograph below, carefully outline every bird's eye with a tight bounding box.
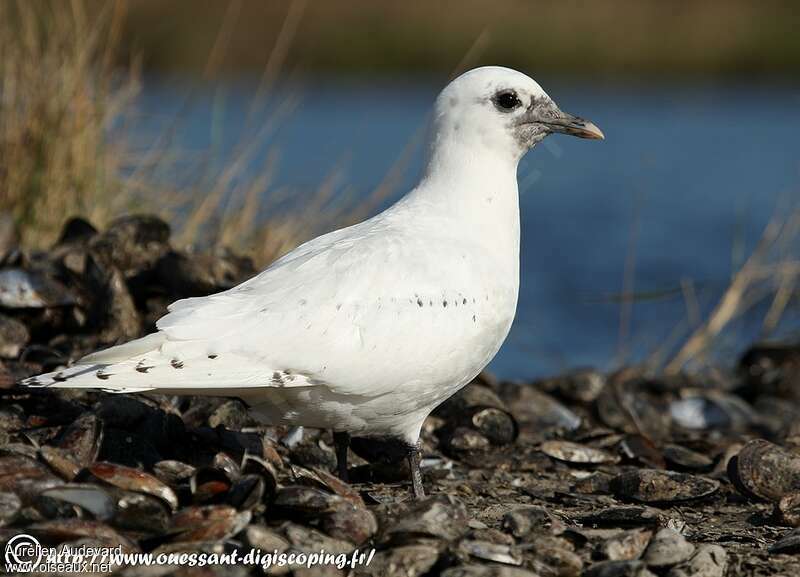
[493,90,521,112]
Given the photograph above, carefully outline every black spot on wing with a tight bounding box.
[171,359,184,369]
[96,371,110,380]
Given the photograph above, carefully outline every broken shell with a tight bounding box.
[472,408,518,445]
[147,540,233,563]
[0,406,24,431]
[0,313,29,358]
[290,464,363,507]
[88,462,178,511]
[382,496,469,545]
[169,505,251,542]
[458,540,522,566]
[51,412,103,467]
[502,506,563,538]
[666,544,727,577]
[208,399,252,430]
[501,386,582,432]
[109,490,171,535]
[153,459,196,485]
[226,474,265,510]
[618,435,665,469]
[39,445,81,480]
[596,384,668,440]
[611,469,719,504]
[0,442,39,459]
[40,483,171,534]
[0,455,62,504]
[584,560,657,577]
[441,426,491,455]
[738,342,800,400]
[579,506,662,528]
[284,522,355,555]
[365,544,440,577]
[535,368,607,404]
[241,453,279,496]
[669,394,756,431]
[528,537,583,577]
[90,214,171,278]
[244,524,289,552]
[0,267,75,308]
[572,471,614,495]
[662,445,713,472]
[541,440,619,465]
[440,565,542,577]
[768,529,800,554]
[642,528,695,568]
[27,518,138,550]
[776,493,800,527]
[211,451,240,479]
[41,483,115,520]
[321,502,378,545]
[435,383,519,445]
[600,529,653,561]
[190,466,233,503]
[730,439,800,502]
[0,491,21,526]
[273,485,344,517]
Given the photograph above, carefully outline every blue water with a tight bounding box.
[129,78,800,380]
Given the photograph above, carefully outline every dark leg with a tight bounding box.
[407,443,425,499]
[333,431,350,482]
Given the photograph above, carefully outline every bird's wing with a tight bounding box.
[24,217,484,397]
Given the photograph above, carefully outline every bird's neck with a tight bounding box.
[403,140,521,260]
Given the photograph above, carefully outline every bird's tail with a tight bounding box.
[20,332,167,392]
[19,331,279,400]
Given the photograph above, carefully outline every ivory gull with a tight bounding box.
[23,66,603,497]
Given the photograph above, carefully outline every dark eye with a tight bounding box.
[494,90,521,111]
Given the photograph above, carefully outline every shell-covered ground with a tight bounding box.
[1,216,800,576]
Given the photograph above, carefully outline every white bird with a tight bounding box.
[23,66,603,497]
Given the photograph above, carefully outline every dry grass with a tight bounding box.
[662,207,800,374]
[0,0,494,267]
[0,0,392,266]
[0,0,140,247]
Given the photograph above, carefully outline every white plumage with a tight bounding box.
[23,67,602,469]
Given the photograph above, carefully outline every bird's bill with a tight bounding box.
[544,112,605,140]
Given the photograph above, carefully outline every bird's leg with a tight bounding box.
[333,431,350,482]
[407,443,425,499]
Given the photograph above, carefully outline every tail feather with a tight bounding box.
[21,362,154,393]
[18,332,310,397]
[79,332,166,365]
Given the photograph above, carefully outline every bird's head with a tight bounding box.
[432,66,603,162]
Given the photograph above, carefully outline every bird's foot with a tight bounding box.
[407,443,425,499]
[333,431,350,483]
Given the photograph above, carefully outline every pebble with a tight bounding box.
[540,440,619,465]
[666,544,727,577]
[600,528,653,561]
[642,528,695,568]
[583,560,657,577]
[730,439,800,502]
[611,469,719,504]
